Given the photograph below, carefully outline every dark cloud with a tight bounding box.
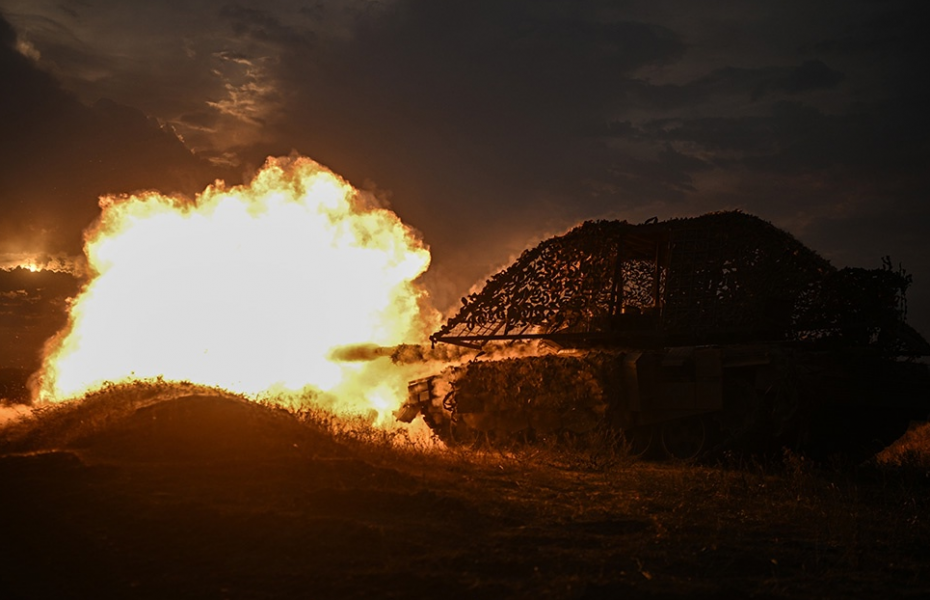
[193,1,930,336]
[220,4,313,46]
[296,1,685,151]
[0,0,928,339]
[0,7,11,43]
[238,1,689,267]
[0,11,226,256]
[703,60,846,100]
[779,59,845,94]
[808,2,930,59]
[640,96,928,180]
[634,60,846,108]
[0,267,80,369]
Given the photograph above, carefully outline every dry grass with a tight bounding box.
[2,387,929,599]
[877,421,930,468]
[0,379,242,454]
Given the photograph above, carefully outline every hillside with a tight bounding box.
[1,388,929,599]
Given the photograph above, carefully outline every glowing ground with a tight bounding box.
[1,393,929,599]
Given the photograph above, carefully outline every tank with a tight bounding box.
[398,212,930,460]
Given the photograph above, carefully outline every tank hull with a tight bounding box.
[400,212,930,461]
[399,345,930,461]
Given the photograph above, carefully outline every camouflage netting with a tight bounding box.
[433,211,918,350]
[792,260,926,354]
[451,355,609,415]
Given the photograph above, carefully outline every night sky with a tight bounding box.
[1,0,928,368]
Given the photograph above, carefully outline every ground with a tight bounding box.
[1,390,929,599]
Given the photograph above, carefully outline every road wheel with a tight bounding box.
[623,426,655,459]
[660,416,707,460]
[448,417,483,448]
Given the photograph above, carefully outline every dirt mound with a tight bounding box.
[68,394,350,463]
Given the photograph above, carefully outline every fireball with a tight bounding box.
[35,155,434,420]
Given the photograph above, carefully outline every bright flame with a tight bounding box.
[35,156,434,420]
[0,253,84,274]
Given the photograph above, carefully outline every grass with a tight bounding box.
[0,378,243,454]
[2,384,929,598]
[877,421,930,469]
[302,399,930,591]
